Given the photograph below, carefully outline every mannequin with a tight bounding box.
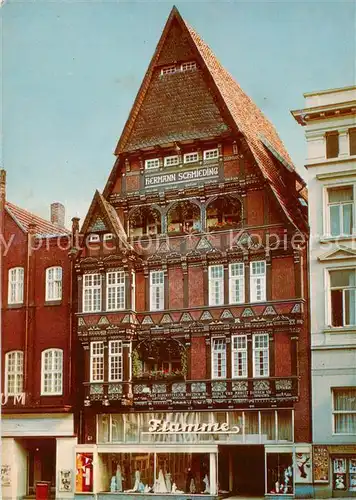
[116,464,123,492]
[203,474,210,494]
[165,471,172,492]
[110,476,116,492]
[155,469,168,493]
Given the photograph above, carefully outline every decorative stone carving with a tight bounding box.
[291,303,302,314]
[142,315,154,325]
[263,305,277,316]
[172,383,186,393]
[108,384,123,394]
[78,317,86,326]
[232,381,248,392]
[196,237,212,251]
[200,310,213,321]
[160,314,172,324]
[191,382,206,393]
[153,383,167,393]
[90,384,104,395]
[98,316,109,325]
[212,381,227,392]
[241,307,254,317]
[220,309,233,319]
[275,379,292,390]
[181,312,193,322]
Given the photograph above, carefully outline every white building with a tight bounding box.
[292,86,356,498]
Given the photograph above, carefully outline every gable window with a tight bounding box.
[103,233,114,241]
[164,155,179,167]
[212,338,226,379]
[250,261,266,302]
[83,273,102,312]
[203,148,219,161]
[145,158,160,170]
[253,333,269,377]
[161,65,177,76]
[327,186,354,237]
[109,340,123,382]
[326,131,339,159]
[229,262,245,304]
[5,351,23,395]
[45,266,62,301]
[329,269,356,327]
[90,341,104,382]
[41,348,63,395]
[209,265,224,306]
[232,335,247,378]
[8,267,24,305]
[333,388,356,434]
[181,61,197,71]
[150,270,164,311]
[106,271,125,311]
[183,152,199,164]
[88,234,100,243]
[349,128,356,156]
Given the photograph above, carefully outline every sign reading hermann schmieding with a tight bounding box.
[145,166,219,188]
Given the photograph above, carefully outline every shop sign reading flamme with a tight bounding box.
[147,418,240,434]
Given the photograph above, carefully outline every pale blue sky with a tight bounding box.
[2,0,355,226]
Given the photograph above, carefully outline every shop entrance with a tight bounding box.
[20,438,56,495]
[218,445,265,497]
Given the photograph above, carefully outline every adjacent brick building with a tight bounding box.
[73,7,311,499]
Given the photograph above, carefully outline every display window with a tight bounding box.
[76,452,93,493]
[98,452,212,494]
[267,453,294,495]
[333,457,356,492]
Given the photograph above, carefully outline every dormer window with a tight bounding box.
[161,65,177,76]
[88,234,100,243]
[204,148,219,161]
[145,158,160,170]
[103,233,114,241]
[183,152,199,164]
[181,61,197,72]
[164,155,179,167]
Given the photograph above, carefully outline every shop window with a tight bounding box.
[132,339,186,380]
[350,128,356,156]
[206,195,242,231]
[83,273,101,312]
[106,270,125,311]
[149,270,164,311]
[327,185,354,236]
[41,348,63,395]
[45,266,62,301]
[5,350,23,395]
[231,335,247,378]
[229,262,245,304]
[8,267,24,305]
[329,269,356,327]
[156,452,210,494]
[129,206,162,237]
[333,388,356,434]
[326,131,339,159]
[167,200,201,234]
[250,260,266,302]
[212,338,227,379]
[76,453,93,493]
[252,333,269,378]
[267,453,294,495]
[90,341,104,382]
[333,457,356,492]
[209,265,224,306]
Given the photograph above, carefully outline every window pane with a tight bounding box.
[345,289,356,325]
[278,410,293,441]
[261,411,276,441]
[330,205,341,236]
[330,270,355,288]
[343,204,353,235]
[245,412,259,438]
[335,414,356,434]
[326,133,339,159]
[334,388,356,411]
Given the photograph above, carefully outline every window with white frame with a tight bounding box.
[250,261,266,302]
[103,233,114,241]
[88,234,100,243]
[45,266,62,301]
[145,158,160,170]
[90,341,104,382]
[253,333,269,377]
[183,152,199,164]
[327,186,354,237]
[164,155,179,167]
[161,65,177,76]
[181,61,197,71]
[150,270,164,311]
[209,265,224,306]
[329,269,356,327]
[232,335,247,378]
[106,271,125,311]
[212,338,227,379]
[8,267,24,305]
[5,351,23,395]
[83,273,102,312]
[333,388,356,434]
[229,262,245,304]
[203,148,219,161]
[41,349,63,395]
[109,340,123,382]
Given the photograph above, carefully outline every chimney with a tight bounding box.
[0,169,6,205]
[50,202,65,228]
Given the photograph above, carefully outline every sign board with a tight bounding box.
[147,418,240,435]
[144,165,219,189]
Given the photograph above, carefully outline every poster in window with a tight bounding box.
[333,473,347,491]
[350,474,356,492]
[59,469,72,492]
[350,459,356,474]
[295,453,311,483]
[313,446,329,482]
[76,453,93,493]
[333,458,346,474]
[1,465,11,486]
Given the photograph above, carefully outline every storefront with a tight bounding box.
[313,445,356,498]
[74,409,312,499]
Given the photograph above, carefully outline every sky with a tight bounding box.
[2,0,355,227]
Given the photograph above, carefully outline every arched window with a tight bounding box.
[206,195,242,231]
[129,206,161,237]
[45,266,62,301]
[167,200,201,234]
[8,267,24,304]
[41,349,63,395]
[5,351,24,395]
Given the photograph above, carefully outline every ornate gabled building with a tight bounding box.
[73,7,311,499]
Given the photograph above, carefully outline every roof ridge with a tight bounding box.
[5,201,70,235]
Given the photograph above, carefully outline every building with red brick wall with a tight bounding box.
[73,7,311,499]
[0,170,78,499]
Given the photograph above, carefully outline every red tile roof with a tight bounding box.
[5,201,70,237]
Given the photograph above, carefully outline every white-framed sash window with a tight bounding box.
[150,270,164,311]
[250,261,266,302]
[209,265,224,306]
[8,267,24,305]
[333,388,356,434]
[90,341,104,383]
[252,333,269,377]
[145,158,160,170]
[164,155,179,167]
[106,271,125,311]
[183,152,199,164]
[231,335,248,378]
[203,148,219,161]
[212,338,227,379]
[45,266,62,301]
[229,262,245,304]
[328,268,356,327]
[5,351,24,395]
[109,340,123,382]
[41,348,63,395]
[83,273,102,312]
[327,185,354,237]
